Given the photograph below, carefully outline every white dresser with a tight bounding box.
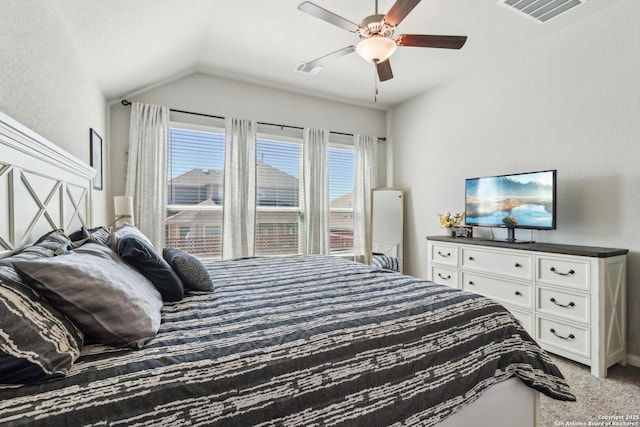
[426,236,628,377]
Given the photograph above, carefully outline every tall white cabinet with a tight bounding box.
[427,236,627,377]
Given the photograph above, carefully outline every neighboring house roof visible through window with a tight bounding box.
[168,162,299,206]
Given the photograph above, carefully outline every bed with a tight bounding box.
[371,240,401,272]
[0,111,574,426]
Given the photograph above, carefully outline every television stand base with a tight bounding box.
[489,227,534,244]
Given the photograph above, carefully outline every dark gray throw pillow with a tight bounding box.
[0,275,83,385]
[163,248,213,292]
[107,225,184,302]
[13,243,162,349]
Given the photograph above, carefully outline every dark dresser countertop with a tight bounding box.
[426,236,628,258]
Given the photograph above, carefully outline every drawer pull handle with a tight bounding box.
[468,256,475,261]
[514,291,521,296]
[550,328,575,340]
[438,273,451,280]
[437,251,451,257]
[514,263,521,268]
[468,281,475,285]
[550,267,575,276]
[550,297,575,308]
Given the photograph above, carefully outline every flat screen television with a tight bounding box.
[465,169,556,243]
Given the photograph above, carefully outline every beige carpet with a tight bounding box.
[538,356,640,427]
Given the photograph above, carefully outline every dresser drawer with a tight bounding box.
[431,266,458,287]
[537,286,590,324]
[462,272,531,309]
[430,243,458,267]
[536,256,590,290]
[536,316,590,358]
[461,247,532,280]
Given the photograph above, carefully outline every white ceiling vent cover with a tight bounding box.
[499,0,588,23]
[295,62,322,75]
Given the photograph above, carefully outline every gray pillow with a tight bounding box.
[163,248,213,292]
[0,275,83,385]
[107,223,153,247]
[13,243,162,349]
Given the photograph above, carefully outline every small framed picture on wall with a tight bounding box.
[90,128,103,190]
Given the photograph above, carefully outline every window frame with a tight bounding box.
[165,122,355,258]
[166,123,226,260]
[327,140,355,255]
[255,132,305,256]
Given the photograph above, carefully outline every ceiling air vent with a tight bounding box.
[295,62,322,75]
[499,0,588,23]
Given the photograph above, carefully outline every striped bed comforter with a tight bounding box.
[372,253,400,271]
[0,255,574,426]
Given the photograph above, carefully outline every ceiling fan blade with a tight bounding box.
[298,2,360,32]
[376,59,394,82]
[302,46,356,70]
[397,34,467,49]
[384,0,421,27]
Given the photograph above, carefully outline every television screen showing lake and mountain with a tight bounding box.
[465,170,556,229]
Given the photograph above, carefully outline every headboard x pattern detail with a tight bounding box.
[0,112,94,258]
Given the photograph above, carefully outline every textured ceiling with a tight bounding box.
[50,0,621,108]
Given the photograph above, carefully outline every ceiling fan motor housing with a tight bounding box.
[358,14,395,39]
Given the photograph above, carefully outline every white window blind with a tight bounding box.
[255,137,303,256]
[166,125,354,259]
[328,146,355,254]
[166,127,225,260]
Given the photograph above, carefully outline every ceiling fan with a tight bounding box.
[297,0,467,83]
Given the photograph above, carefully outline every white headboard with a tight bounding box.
[0,111,95,258]
[372,240,398,258]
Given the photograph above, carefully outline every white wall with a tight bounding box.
[0,0,108,226]
[109,72,388,200]
[391,0,640,358]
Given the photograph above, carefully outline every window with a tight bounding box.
[255,137,303,256]
[328,146,354,254]
[166,126,225,260]
[166,125,354,259]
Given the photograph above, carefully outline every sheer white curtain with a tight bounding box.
[353,134,377,264]
[222,117,257,260]
[125,102,170,248]
[303,128,330,254]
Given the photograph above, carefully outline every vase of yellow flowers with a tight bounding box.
[438,212,464,228]
[438,212,472,237]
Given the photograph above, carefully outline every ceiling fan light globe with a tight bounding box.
[355,37,397,63]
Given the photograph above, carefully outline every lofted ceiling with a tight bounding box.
[50,0,621,108]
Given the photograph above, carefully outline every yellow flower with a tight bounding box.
[438,211,465,228]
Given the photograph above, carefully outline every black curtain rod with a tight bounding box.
[121,99,386,142]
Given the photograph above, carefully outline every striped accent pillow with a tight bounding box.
[0,229,72,268]
[0,276,83,385]
[0,229,72,285]
[68,226,111,246]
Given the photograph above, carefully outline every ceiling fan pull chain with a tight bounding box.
[373,66,379,103]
